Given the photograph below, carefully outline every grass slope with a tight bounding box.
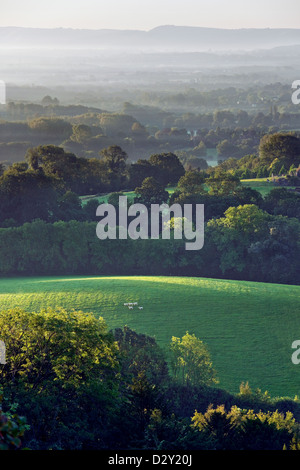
[0,275,299,397]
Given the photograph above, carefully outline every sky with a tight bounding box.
[1,0,300,30]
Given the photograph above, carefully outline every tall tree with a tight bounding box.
[99,145,128,190]
[177,170,206,196]
[259,133,300,169]
[135,177,169,207]
[149,153,185,186]
[169,332,218,387]
[206,170,241,196]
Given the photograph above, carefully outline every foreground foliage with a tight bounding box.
[0,308,300,450]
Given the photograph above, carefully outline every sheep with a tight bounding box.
[138,306,143,310]
[128,306,133,310]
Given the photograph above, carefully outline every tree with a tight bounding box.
[259,133,300,169]
[248,216,300,284]
[114,326,169,388]
[113,327,170,431]
[144,408,213,450]
[0,308,122,450]
[268,157,284,176]
[71,124,92,143]
[148,153,185,186]
[192,405,296,450]
[129,159,156,188]
[135,177,169,207]
[99,145,128,190]
[131,122,149,140]
[279,165,286,176]
[192,141,207,157]
[169,332,218,387]
[177,171,205,196]
[28,117,72,143]
[192,405,237,449]
[208,204,271,275]
[234,186,263,207]
[107,192,126,207]
[0,169,61,224]
[0,307,119,389]
[216,139,239,158]
[256,165,269,178]
[25,145,104,194]
[25,145,79,184]
[0,162,5,176]
[216,204,271,234]
[263,188,300,219]
[0,401,28,450]
[206,170,241,196]
[82,198,100,221]
[56,191,83,221]
[41,95,59,106]
[98,113,137,136]
[184,156,208,171]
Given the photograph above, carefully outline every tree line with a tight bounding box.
[0,132,299,228]
[0,134,299,284]
[0,208,298,284]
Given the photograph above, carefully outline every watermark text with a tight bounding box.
[96,196,204,251]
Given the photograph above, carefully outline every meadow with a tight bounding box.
[0,275,299,398]
[240,178,294,197]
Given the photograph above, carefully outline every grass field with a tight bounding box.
[241,178,271,197]
[0,275,299,398]
[241,178,296,197]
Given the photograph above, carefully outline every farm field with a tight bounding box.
[0,275,299,398]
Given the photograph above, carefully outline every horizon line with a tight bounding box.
[1,24,300,32]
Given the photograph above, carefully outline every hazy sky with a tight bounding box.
[1,0,300,30]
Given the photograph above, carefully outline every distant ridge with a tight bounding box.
[1,25,300,50]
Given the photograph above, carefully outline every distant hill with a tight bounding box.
[1,25,300,51]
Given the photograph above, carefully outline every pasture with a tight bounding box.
[0,275,299,397]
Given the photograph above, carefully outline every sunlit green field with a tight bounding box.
[240,178,295,197]
[0,275,299,398]
[241,178,270,196]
